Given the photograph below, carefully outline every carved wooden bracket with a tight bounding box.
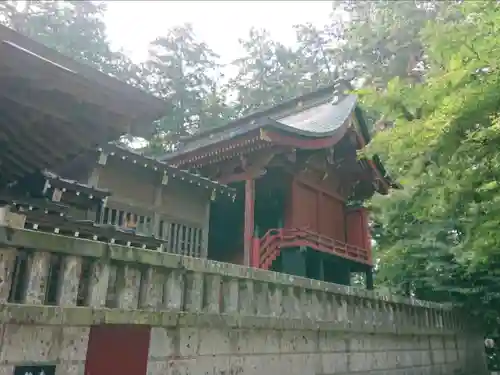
[218,167,267,185]
[217,149,277,184]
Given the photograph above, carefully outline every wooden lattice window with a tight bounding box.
[157,219,203,257]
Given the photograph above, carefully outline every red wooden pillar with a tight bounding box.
[244,178,255,266]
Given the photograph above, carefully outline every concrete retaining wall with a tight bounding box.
[0,227,488,374]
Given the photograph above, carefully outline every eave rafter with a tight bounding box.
[0,101,65,182]
[171,132,265,168]
[0,76,122,140]
[0,96,77,161]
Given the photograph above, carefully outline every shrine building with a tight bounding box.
[160,83,399,288]
[0,23,476,375]
[0,23,234,280]
[0,22,397,292]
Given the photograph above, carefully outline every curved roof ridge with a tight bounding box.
[159,93,359,161]
[272,95,357,138]
[180,82,342,143]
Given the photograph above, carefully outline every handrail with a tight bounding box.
[255,227,371,270]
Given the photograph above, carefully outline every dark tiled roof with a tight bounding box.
[161,92,357,161]
[0,25,168,187]
[158,85,400,193]
[184,83,341,142]
[100,144,236,199]
[163,121,264,160]
[275,95,357,135]
[41,170,111,199]
[0,25,166,119]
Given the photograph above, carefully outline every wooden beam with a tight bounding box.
[352,127,391,194]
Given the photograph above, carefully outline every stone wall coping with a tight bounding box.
[0,226,451,310]
[0,303,456,335]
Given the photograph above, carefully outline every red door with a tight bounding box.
[85,325,151,375]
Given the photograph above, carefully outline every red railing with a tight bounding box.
[252,227,372,270]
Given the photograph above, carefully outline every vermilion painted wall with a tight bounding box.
[84,325,151,375]
[289,180,318,230]
[346,207,371,252]
[286,176,370,252]
[287,177,345,242]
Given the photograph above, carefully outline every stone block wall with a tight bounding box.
[0,317,481,375]
[0,323,89,375]
[147,327,468,375]
[0,227,489,375]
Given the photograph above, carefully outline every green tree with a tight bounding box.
[145,23,225,139]
[293,22,338,90]
[0,1,143,85]
[229,28,291,115]
[229,25,339,116]
[328,0,453,87]
[363,1,500,334]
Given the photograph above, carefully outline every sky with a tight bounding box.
[104,1,333,64]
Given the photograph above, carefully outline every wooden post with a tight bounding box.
[360,207,371,252]
[366,267,374,290]
[201,201,210,259]
[243,179,255,266]
[87,153,106,221]
[152,182,163,238]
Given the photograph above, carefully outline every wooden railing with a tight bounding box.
[253,227,372,270]
[97,203,204,257]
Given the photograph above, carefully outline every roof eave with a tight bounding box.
[351,104,400,193]
[100,144,236,198]
[0,25,167,133]
[353,106,372,145]
[184,83,340,143]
